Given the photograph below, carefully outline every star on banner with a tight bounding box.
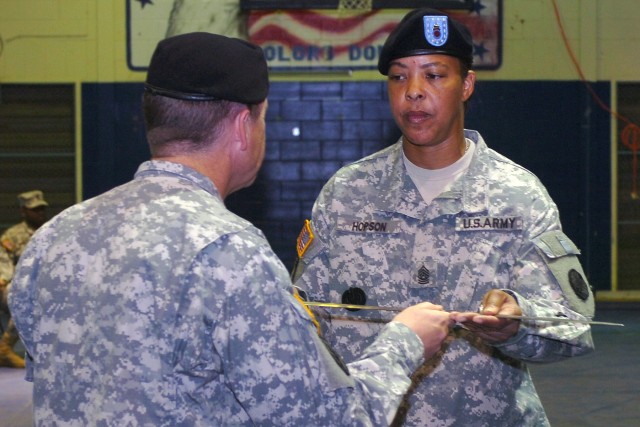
[136,0,154,9]
[471,0,487,15]
[473,42,490,61]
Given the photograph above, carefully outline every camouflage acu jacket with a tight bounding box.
[9,160,426,426]
[296,130,595,427]
[0,221,36,283]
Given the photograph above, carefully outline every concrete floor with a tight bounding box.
[530,305,640,426]
[1,304,638,426]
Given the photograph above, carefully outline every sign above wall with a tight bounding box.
[127,0,501,72]
[239,0,475,9]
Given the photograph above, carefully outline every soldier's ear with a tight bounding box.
[232,107,252,152]
[462,71,476,102]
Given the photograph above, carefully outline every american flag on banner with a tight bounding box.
[247,0,501,70]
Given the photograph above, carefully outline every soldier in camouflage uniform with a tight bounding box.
[294,9,595,427]
[0,190,48,368]
[9,33,454,426]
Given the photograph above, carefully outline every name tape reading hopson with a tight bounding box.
[337,218,402,234]
[336,216,523,234]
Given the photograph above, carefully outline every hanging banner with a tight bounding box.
[127,0,501,71]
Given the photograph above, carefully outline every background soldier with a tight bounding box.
[0,190,48,368]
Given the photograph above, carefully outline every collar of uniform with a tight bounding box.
[134,160,221,199]
[367,140,484,220]
[439,176,488,215]
[396,130,489,218]
[386,142,430,220]
[456,129,491,214]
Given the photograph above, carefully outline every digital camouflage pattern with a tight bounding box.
[1,221,39,349]
[0,221,37,283]
[296,130,595,427]
[9,160,426,426]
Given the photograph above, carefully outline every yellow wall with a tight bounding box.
[1,0,639,83]
[492,0,640,82]
[0,1,135,83]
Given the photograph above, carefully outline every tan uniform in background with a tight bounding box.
[0,190,48,368]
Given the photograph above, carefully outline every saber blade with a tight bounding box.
[303,302,624,326]
[495,314,624,327]
[303,301,403,312]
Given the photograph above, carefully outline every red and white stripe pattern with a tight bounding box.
[247,1,501,70]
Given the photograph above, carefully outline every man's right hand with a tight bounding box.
[393,302,453,358]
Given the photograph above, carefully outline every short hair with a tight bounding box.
[142,92,260,157]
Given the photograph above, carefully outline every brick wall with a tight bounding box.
[81,80,611,288]
[226,81,400,270]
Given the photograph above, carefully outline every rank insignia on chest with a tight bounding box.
[417,265,431,285]
[296,219,315,258]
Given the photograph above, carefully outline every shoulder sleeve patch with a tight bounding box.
[532,230,594,318]
[296,219,314,258]
[532,230,581,258]
[297,219,325,262]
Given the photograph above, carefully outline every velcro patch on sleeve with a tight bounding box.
[532,230,594,318]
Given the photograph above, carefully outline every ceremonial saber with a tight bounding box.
[304,301,403,312]
[493,314,624,327]
[303,301,625,327]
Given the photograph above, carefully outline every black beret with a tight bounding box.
[378,8,473,75]
[145,32,269,104]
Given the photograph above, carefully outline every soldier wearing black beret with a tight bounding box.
[145,32,269,104]
[296,8,595,427]
[378,7,474,75]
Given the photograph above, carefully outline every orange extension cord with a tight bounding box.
[551,0,640,198]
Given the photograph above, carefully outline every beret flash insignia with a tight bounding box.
[424,15,449,47]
